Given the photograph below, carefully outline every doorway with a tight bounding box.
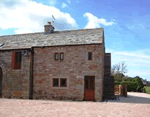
[84,76,95,101]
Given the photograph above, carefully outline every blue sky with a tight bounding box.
[0,0,150,81]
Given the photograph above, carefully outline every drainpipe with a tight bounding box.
[29,47,34,99]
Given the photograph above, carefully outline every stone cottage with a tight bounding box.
[0,22,114,101]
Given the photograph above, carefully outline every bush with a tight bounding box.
[114,76,145,92]
[120,81,129,85]
[119,80,137,92]
[128,82,137,92]
[114,81,120,85]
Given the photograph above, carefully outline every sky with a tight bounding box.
[0,0,150,81]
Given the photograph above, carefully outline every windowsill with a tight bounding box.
[12,68,22,70]
[86,60,95,63]
[52,87,69,89]
[54,60,64,62]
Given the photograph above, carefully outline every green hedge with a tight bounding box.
[114,81,120,85]
[114,80,144,92]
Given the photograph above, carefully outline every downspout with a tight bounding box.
[29,47,34,99]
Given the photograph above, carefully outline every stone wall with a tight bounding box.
[33,44,104,101]
[0,50,31,99]
[103,53,115,99]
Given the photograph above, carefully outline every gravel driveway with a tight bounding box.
[0,92,150,117]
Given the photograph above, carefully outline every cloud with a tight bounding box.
[138,24,145,29]
[128,24,145,29]
[49,0,57,6]
[67,0,71,4]
[128,69,150,78]
[62,3,68,8]
[0,0,78,34]
[107,48,150,79]
[84,12,115,29]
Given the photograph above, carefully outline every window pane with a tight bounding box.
[85,77,88,89]
[60,79,67,87]
[60,53,64,60]
[16,52,22,63]
[18,52,22,62]
[55,53,59,60]
[88,52,92,60]
[90,78,94,89]
[53,79,59,87]
[16,52,19,62]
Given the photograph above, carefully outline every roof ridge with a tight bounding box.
[0,28,104,37]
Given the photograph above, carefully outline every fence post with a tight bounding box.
[119,85,121,95]
[124,85,127,97]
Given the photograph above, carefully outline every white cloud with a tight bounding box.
[62,3,67,8]
[127,70,150,77]
[49,0,57,6]
[0,0,78,34]
[138,24,145,29]
[128,24,145,29]
[128,26,135,29]
[67,0,71,4]
[84,12,115,29]
[106,48,150,80]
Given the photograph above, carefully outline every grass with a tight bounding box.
[144,86,150,94]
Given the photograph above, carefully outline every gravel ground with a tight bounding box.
[0,92,150,117]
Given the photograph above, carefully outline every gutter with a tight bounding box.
[29,47,34,99]
[0,48,31,52]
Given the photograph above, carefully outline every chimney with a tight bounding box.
[44,21,55,34]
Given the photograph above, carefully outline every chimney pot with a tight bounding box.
[44,21,54,34]
[47,21,51,25]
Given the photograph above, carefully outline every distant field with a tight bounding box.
[144,86,150,94]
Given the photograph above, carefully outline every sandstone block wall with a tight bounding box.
[0,50,31,99]
[33,44,104,101]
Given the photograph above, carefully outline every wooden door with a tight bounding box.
[84,76,95,101]
[0,68,2,98]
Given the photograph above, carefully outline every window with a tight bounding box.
[55,53,59,60]
[53,78,59,87]
[16,52,22,63]
[52,78,67,87]
[88,52,92,60]
[54,52,64,61]
[60,53,64,60]
[60,78,67,87]
[11,51,22,69]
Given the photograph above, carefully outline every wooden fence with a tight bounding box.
[114,85,127,97]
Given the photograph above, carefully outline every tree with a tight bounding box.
[133,76,144,92]
[111,61,127,81]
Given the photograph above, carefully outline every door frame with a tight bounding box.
[84,76,95,101]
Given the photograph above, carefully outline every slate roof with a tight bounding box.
[0,28,104,50]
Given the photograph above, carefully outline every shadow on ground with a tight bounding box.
[108,94,150,104]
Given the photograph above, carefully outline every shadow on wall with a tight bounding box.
[109,94,150,104]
